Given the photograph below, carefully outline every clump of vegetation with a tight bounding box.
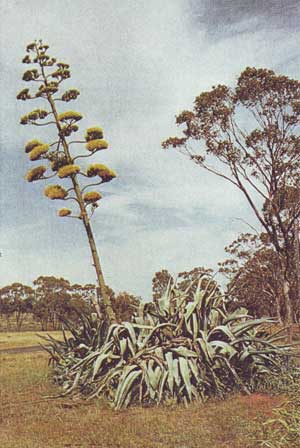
[250,370,300,447]
[44,276,291,410]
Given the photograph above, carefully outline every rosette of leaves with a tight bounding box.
[44,275,291,410]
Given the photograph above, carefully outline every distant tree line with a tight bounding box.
[0,276,140,332]
[152,230,300,326]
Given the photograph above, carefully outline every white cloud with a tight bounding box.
[0,0,299,297]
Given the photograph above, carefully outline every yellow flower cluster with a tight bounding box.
[83,191,102,203]
[58,208,72,217]
[85,127,103,141]
[29,144,49,161]
[85,139,108,152]
[61,89,80,102]
[58,164,80,178]
[44,185,68,200]
[17,88,30,101]
[22,69,39,82]
[26,166,47,182]
[25,139,43,154]
[58,111,83,122]
[36,83,59,97]
[86,164,116,182]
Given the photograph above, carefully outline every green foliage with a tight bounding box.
[250,367,300,447]
[44,276,290,409]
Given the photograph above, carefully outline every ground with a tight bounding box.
[0,330,67,350]
[0,332,284,448]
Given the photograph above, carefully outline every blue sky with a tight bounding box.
[0,0,299,299]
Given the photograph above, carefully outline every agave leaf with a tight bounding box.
[115,369,142,409]
[165,351,174,394]
[119,338,127,357]
[188,358,201,382]
[147,359,161,390]
[208,325,236,342]
[192,313,199,340]
[210,340,237,359]
[173,358,181,387]
[223,313,250,325]
[139,323,176,350]
[105,323,122,344]
[220,356,250,395]
[157,279,172,314]
[158,369,168,403]
[179,357,192,401]
[185,286,204,321]
[123,322,137,346]
[127,337,137,357]
[234,318,275,337]
[114,365,140,408]
[171,347,198,358]
[92,353,110,379]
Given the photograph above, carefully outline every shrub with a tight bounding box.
[44,277,291,410]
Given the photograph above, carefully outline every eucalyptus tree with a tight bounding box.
[17,40,117,322]
[163,67,300,337]
[0,283,34,331]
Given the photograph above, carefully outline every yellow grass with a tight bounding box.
[0,350,284,448]
[0,331,68,350]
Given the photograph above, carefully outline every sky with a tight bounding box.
[0,0,299,299]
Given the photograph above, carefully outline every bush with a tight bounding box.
[44,277,291,409]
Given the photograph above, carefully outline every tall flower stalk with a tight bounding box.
[17,40,116,323]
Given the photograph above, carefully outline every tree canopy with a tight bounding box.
[163,67,300,332]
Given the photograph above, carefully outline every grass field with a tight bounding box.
[0,345,285,448]
[0,331,68,350]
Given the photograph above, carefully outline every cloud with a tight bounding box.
[188,0,300,39]
[0,0,299,298]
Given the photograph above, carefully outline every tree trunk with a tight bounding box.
[283,277,293,343]
[294,219,300,323]
[275,295,282,324]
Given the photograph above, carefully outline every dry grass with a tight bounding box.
[0,331,68,350]
[0,350,284,448]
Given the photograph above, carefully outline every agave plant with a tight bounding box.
[45,277,291,409]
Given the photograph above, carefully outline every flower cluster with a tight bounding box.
[83,191,102,203]
[58,164,81,178]
[22,109,49,122]
[48,153,68,172]
[26,165,47,182]
[85,127,104,141]
[22,69,39,82]
[59,124,79,137]
[36,82,59,97]
[85,139,108,152]
[44,185,68,200]
[25,139,43,154]
[61,89,80,102]
[58,208,72,217]
[58,111,83,122]
[28,144,49,161]
[51,68,71,80]
[86,164,116,182]
[22,55,31,64]
[17,88,31,101]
